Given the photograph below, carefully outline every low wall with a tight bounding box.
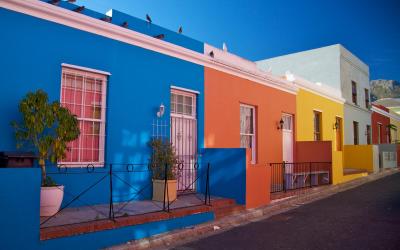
[246,149,270,209]
[377,144,397,169]
[199,148,246,205]
[295,141,332,162]
[343,145,378,173]
[0,168,213,250]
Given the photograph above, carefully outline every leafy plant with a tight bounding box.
[149,138,178,180]
[11,90,80,186]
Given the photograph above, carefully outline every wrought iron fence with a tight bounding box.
[40,162,211,229]
[269,162,332,193]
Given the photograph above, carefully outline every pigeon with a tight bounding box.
[209,51,214,58]
[178,26,183,34]
[68,0,76,2]
[49,0,60,5]
[122,21,129,28]
[74,6,85,13]
[146,14,152,23]
[153,34,165,39]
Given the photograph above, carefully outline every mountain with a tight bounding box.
[370,79,400,101]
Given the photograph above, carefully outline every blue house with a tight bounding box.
[0,1,252,249]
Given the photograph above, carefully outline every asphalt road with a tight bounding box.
[174,173,400,250]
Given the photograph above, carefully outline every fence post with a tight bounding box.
[205,163,211,205]
[309,162,312,187]
[282,161,286,192]
[109,164,114,220]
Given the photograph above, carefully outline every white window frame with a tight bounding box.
[170,89,197,120]
[378,122,382,144]
[59,66,107,167]
[240,104,256,164]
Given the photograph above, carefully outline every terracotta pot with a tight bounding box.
[40,186,64,217]
[152,179,177,202]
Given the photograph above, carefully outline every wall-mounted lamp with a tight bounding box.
[277,118,284,130]
[333,120,339,130]
[157,103,165,118]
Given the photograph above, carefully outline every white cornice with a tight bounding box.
[284,73,345,104]
[1,0,297,95]
[371,106,400,122]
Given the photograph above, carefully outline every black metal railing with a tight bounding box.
[40,162,211,229]
[269,162,332,193]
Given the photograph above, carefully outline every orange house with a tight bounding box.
[204,45,297,208]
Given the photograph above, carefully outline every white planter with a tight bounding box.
[40,185,64,217]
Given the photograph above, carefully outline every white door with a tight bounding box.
[282,114,294,163]
[170,90,197,192]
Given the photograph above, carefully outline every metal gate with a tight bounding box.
[170,89,198,192]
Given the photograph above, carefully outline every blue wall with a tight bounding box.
[198,148,246,205]
[0,168,214,250]
[0,8,204,205]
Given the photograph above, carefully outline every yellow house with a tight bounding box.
[389,110,400,143]
[288,73,367,184]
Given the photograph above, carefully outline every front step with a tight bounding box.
[210,198,245,219]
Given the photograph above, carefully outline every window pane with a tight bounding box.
[184,105,192,115]
[184,96,192,105]
[240,106,253,134]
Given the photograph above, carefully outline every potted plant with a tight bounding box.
[12,90,80,216]
[149,138,178,202]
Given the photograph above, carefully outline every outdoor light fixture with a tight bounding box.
[277,118,284,130]
[157,103,165,118]
[333,120,339,130]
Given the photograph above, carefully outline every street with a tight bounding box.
[174,173,400,250]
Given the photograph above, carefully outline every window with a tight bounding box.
[240,104,256,164]
[364,89,370,109]
[351,81,358,105]
[353,121,359,145]
[60,67,107,165]
[366,125,371,145]
[335,117,342,151]
[313,111,322,141]
[378,123,383,144]
[171,91,196,117]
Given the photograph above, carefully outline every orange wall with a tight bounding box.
[204,67,297,208]
[204,67,297,164]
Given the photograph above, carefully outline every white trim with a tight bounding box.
[313,108,323,113]
[371,106,400,122]
[286,73,345,104]
[240,104,256,164]
[1,0,297,95]
[171,86,200,95]
[62,63,111,76]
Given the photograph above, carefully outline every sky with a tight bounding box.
[78,0,400,81]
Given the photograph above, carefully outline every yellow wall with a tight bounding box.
[343,145,378,173]
[296,89,346,184]
[389,110,400,143]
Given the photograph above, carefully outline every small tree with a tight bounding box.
[149,138,178,180]
[11,90,80,186]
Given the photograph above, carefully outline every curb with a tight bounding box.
[107,168,399,250]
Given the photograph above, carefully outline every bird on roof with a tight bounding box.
[49,0,60,5]
[146,14,152,23]
[68,0,76,2]
[122,21,129,28]
[153,34,165,40]
[209,51,214,58]
[74,6,85,13]
[178,26,183,34]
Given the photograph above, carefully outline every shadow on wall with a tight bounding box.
[198,148,246,205]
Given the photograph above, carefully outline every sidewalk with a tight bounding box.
[107,168,399,250]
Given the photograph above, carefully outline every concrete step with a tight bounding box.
[213,204,246,219]
[210,198,236,208]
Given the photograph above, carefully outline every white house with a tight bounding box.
[256,44,372,145]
